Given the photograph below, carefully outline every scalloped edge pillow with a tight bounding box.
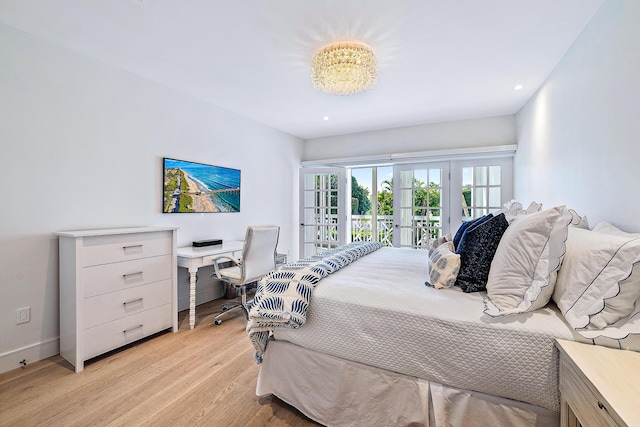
[483,206,572,316]
[553,224,640,339]
[592,221,640,237]
[499,200,542,223]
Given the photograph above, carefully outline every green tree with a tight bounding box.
[377,179,394,215]
[376,178,442,216]
[351,176,371,215]
[462,187,472,218]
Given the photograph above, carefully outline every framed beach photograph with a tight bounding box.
[163,157,241,213]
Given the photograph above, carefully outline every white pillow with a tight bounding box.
[426,241,460,289]
[483,206,572,316]
[553,226,640,339]
[568,209,589,229]
[592,221,640,237]
[499,200,542,223]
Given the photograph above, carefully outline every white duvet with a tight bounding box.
[273,247,581,412]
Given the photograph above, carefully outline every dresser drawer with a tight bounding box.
[560,357,618,427]
[83,303,172,360]
[82,231,172,267]
[83,279,172,329]
[82,255,172,298]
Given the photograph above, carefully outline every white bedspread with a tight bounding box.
[273,247,581,412]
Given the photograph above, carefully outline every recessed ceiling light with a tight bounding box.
[514,84,524,91]
[323,116,329,121]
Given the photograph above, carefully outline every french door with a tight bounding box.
[393,163,450,248]
[299,168,346,258]
[299,157,512,255]
[449,157,513,233]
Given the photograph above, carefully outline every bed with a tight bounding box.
[247,207,640,427]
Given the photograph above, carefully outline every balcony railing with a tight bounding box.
[351,215,394,246]
[351,214,441,248]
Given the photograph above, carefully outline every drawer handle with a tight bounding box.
[123,324,143,334]
[123,244,143,251]
[598,401,608,412]
[122,271,143,279]
[123,298,143,306]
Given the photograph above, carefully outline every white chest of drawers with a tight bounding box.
[55,227,178,372]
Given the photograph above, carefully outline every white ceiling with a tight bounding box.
[1,0,604,140]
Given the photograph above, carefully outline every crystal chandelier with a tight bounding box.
[311,42,378,96]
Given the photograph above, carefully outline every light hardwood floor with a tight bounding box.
[0,299,319,427]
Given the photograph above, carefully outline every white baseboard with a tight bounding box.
[0,337,59,375]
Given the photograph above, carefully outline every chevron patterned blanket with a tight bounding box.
[247,242,383,362]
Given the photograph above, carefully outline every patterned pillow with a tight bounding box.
[452,214,493,249]
[428,233,453,256]
[425,241,460,289]
[455,213,509,293]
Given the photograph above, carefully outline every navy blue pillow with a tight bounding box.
[452,214,493,249]
[455,213,509,293]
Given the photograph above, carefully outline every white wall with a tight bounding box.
[515,0,640,231]
[0,23,303,372]
[303,115,516,161]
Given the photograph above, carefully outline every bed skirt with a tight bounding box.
[256,340,559,427]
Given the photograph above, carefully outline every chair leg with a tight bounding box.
[214,302,241,325]
[213,285,248,325]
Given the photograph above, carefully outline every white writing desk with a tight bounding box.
[176,241,244,329]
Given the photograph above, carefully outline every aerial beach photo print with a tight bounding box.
[163,158,241,213]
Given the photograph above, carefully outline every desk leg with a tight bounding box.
[188,268,198,329]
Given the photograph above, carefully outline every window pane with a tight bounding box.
[304,174,315,189]
[414,187,427,208]
[474,187,487,207]
[429,169,442,186]
[489,166,501,185]
[414,207,428,217]
[475,166,487,186]
[489,187,501,207]
[462,167,473,186]
[401,207,412,227]
[330,191,338,207]
[401,189,413,208]
[414,169,428,186]
[329,174,338,190]
[304,208,315,224]
[428,188,441,208]
[320,191,329,207]
[400,170,413,188]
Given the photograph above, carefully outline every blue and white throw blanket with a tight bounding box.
[247,242,383,362]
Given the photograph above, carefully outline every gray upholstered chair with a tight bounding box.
[210,225,280,325]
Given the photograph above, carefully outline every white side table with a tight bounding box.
[556,339,640,427]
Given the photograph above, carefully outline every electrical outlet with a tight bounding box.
[16,307,30,324]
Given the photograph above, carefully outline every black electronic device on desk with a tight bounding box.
[192,239,223,247]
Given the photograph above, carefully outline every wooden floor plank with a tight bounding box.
[0,299,319,427]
